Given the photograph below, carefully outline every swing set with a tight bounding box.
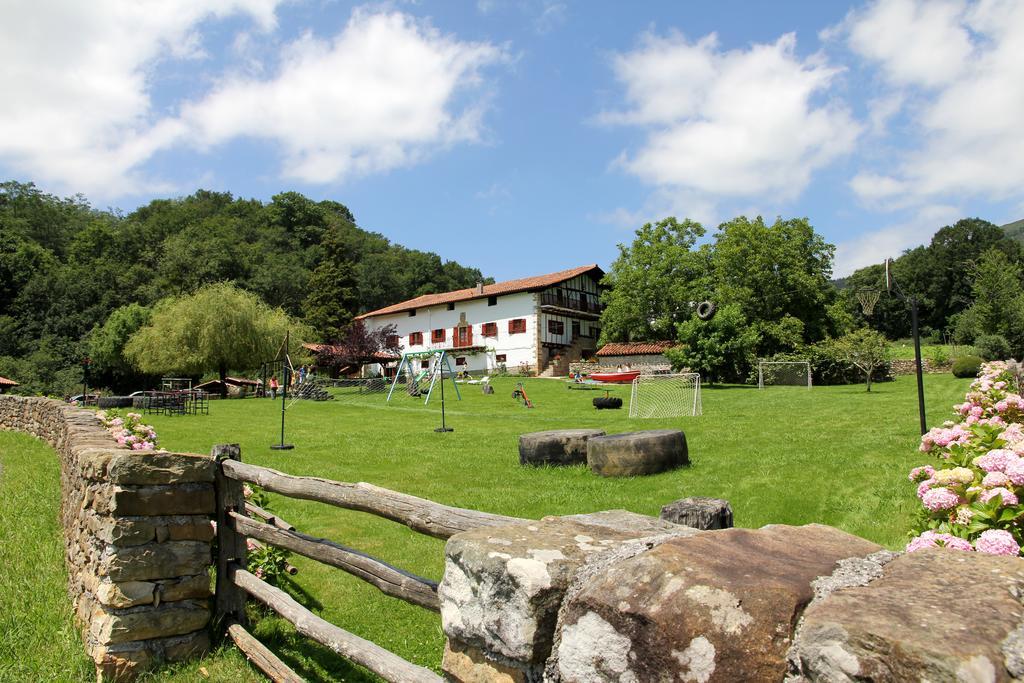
[386,350,462,405]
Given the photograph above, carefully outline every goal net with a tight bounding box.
[629,373,702,418]
[757,361,812,389]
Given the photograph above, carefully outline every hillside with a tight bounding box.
[1003,218,1024,243]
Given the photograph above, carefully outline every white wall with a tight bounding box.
[364,292,538,373]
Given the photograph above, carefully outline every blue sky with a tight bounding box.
[2,0,1023,280]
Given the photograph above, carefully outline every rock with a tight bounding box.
[660,497,733,530]
[518,429,605,466]
[788,548,1024,682]
[98,541,211,582]
[106,452,216,485]
[443,639,527,683]
[439,511,694,680]
[553,524,882,682]
[89,599,210,645]
[587,429,688,477]
[92,484,215,516]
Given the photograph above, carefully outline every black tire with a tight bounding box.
[592,396,623,410]
[696,300,717,321]
[587,429,689,477]
[518,429,606,466]
[97,396,133,409]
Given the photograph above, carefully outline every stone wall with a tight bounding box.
[0,396,215,681]
[439,513,1024,682]
[890,358,951,375]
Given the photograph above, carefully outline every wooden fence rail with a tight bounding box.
[214,446,525,682]
[221,458,527,539]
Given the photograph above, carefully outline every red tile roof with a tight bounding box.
[356,264,604,319]
[596,341,678,357]
[0,376,17,386]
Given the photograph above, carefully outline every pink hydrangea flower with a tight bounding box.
[906,530,973,553]
[922,487,960,511]
[909,465,936,482]
[980,487,1019,506]
[974,449,1019,473]
[1006,459,1024,486]
[917,479,935,498]
[974,529,1021,556]
[982,472,1011,488]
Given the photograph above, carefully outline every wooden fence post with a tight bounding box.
[214,443,248,630]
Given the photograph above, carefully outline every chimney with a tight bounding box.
[475,282,484,294]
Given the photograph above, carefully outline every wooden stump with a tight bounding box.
[660,497,733,529]
[587,429,688,477]
[519,429,606,466]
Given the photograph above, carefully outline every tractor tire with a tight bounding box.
[518,429,606,466]
[97,396,133,409]
[587,429,689,477]
[592,396,623,410]
[696,300,717,321]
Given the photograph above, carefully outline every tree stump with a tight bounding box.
[587,429,688,477]
[660,497,733,529]
[519,429,606,466]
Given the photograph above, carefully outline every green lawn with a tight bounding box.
[0,373,971,681]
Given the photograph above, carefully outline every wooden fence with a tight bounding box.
[212,444,527,682]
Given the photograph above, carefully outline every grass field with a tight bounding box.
[0,373,971,681]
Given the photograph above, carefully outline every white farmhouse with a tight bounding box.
[356,264,605,377]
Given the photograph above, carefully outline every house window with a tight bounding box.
[487,295,497,306]
[421,360,430,369]
[496,354,507,363]
[456,325,471,347]
[408,310,416,317]
[482,322,498,337]
[455,357,467,366]
[509,318,527,334]
[409,331,423,346]
[432,328,446,343]
[572,321,580,337]
[447,302,455,311]
[548,320,565,335]
[386,334,399,348]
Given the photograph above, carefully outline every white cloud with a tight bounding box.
[181,10,507,183]
[602,30,859,207]
[0,3,505,195]
[833,204,961,276]
[0,0,280,195]
[840,0,1024,206]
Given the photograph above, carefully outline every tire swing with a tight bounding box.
[593,396,623,410]
[696,300,717,321]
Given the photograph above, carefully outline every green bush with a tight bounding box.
[760,344,894,386]
[974,334,1012,361]
[952,355,984,378]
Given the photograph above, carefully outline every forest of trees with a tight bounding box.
[0,181,488,394]
[600,214,1024,383]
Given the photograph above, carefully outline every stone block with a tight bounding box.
[443,639,527,683]
[98,541,211,582]
[788,548,1024,682]
[93,574,211,608]
[106,452,216,485]
[587,429,688,477]
[552,524,882,682]
[89,599,210,645]
[660,497,734,530]
[87,513,216,547]
[439,511,694,679]
[96,484,215,516]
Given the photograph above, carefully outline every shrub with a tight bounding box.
[906,361,1024,556]
[930,346,950,367]
[952,356,984,378]
[761,344,894,386]
[975,334,1012,361]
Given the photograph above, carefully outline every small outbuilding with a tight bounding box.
[193,377,261,398]
[0,376,18,394]
[593,341,679,374]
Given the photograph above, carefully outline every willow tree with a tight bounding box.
[125,282,307,384]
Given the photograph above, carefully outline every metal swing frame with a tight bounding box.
[386,350,462,405]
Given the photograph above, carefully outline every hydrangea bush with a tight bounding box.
[908,360,1024,556]
[96,409,160,451]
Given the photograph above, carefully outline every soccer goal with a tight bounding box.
[629,373,702,418]
[757,360,812,389]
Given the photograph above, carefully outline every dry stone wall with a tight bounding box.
[0,396,215,681]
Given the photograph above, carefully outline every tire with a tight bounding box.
[592,396,623,410]
[97,396,133,409]
[518,429,606,466]
[587,429,689,477]
[696,300,717,321]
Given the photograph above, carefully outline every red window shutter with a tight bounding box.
[467,325,473,346]
[508,320,514,333]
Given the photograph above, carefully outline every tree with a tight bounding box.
[830,328,890,392]
[952,248,1024,356]
[125,283,307,388]
[88,303,152,392]
[315,320,399,374]
[600,217,709,343]
[302,226,360,340]
[667,304,760,383]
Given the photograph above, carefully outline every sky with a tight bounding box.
[2,0,1023,281]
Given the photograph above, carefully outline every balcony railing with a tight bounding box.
[539,292,602,314]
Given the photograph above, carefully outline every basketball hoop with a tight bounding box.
[856,289,881,316]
